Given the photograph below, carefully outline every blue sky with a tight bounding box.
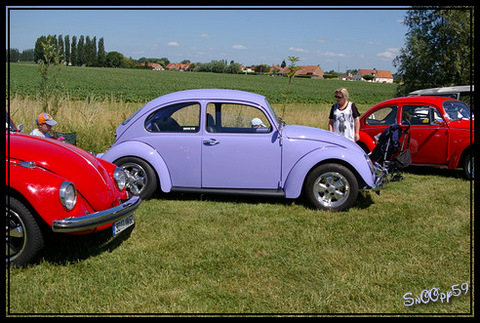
[6,6,409,72]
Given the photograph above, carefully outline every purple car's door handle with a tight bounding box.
[203,139,220,145]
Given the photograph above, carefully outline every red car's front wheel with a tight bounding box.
[6,196,45,267]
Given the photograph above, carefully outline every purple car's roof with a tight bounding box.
[118,89,272,134]
[145,89,267,108]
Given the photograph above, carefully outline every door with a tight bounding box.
[401,105,449,165]
[143,102,202,187]
[201,102,282,189]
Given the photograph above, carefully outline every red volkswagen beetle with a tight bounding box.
[357,96,474,179]
[6,120,141,267]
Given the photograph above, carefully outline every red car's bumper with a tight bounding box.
[51,195,141,233]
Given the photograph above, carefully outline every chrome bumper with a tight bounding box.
[372,162,389,193]
[52,195,141,233]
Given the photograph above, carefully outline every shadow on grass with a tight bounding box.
[156,189,375,211]
[403,165,466,179]
[39,225,134,266]
[160,190,295,207]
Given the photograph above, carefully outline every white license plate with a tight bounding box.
[112,214,134,236]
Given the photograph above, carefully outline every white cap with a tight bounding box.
[251,118,266,127]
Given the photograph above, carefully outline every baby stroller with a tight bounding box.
[369,122,411,181]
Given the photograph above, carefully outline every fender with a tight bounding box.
[7,164,93,226]
[99,140,173,193]
[283,146,375,199]
[448,144,473,170]
[358,130,377,153]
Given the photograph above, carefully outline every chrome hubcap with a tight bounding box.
[313,172,350,208]
[122,163,147,195]
[6,208,26,262]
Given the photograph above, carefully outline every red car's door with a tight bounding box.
[401,104,449,165]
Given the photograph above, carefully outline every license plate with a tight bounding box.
[112,214,134,236]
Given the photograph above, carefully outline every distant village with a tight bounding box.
[148,62,395,84]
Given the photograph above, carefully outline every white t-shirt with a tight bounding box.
[30,128,52,138]
[330,101,359,141]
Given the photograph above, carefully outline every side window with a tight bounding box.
[206,103,272,133]
[365,106,398,125]
[402,105,438,125]
[145,102,200,133]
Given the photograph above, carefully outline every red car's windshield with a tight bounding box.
[443,101,471,121]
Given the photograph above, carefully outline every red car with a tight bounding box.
[357,96,474,179]
[6,122,141,267]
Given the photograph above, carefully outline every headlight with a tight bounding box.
[59,181,77,211]
[113,167,127,191]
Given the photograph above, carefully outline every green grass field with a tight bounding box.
[7,63,397,105]
[6,63,473,316]
[6,172,473,315]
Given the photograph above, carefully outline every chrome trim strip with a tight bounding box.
[52,195,141,233]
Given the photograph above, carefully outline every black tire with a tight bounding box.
[462,152,474,180]
[304,163,358,212]
[114,157,158,200]
[6,196,45,267]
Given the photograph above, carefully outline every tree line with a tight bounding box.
[33,34,107,67]
[7,34,133,68]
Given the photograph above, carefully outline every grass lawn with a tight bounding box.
[6,63,473,316]
[6,167,473,315]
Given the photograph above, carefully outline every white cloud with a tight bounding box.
[289,47,309,53]
[377,47,400,59]
[167,41,179,47]
[316,50,345,57]
[232,45,248,50]
[201,33,210,39]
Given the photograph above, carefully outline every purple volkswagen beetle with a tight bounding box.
[99,89,387,211]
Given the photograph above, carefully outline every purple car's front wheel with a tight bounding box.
[304,163,358,212]
[115,157,158,200]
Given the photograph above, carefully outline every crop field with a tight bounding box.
[5,63,473,316]
[7,63,397,105]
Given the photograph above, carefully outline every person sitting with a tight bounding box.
[29,112,65,141]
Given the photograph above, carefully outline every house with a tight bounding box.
[374,70,394,83]
[277,65,324,78]
[148,63,164,70]
[354,68,394,83]
[242,65,255,73]
[165,63,191,71]
[296,65,324,78]
[338,75,354,81]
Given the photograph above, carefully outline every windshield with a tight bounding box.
[442,101,471,121]
[6,113,18,132]
[264,98,283,126]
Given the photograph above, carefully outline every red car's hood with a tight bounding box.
[7,133,119,211]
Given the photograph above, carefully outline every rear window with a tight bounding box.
[145,102,200,133]
[365,106,398,125]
